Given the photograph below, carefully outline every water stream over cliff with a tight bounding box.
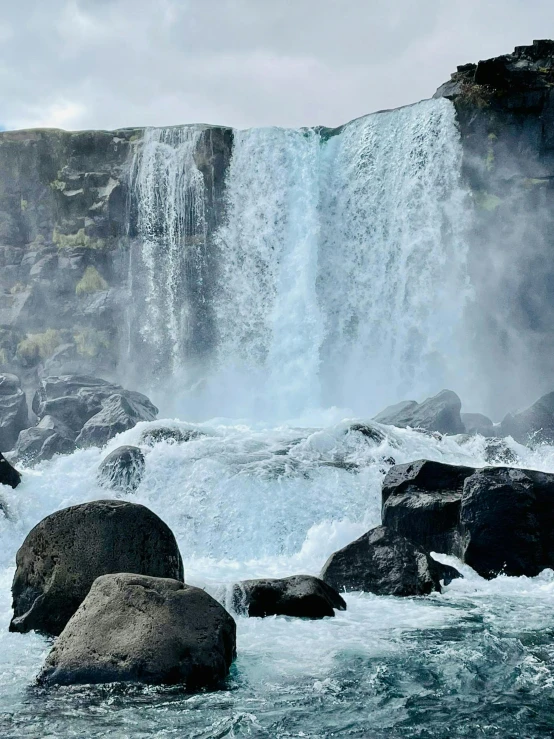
[131,98,471,420]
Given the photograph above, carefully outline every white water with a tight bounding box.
[132,98,472,420]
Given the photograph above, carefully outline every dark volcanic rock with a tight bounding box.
[500,392,554,444]
[373,390,464,435]
[0,451,21,489]
[320,525,459,596]
[0,374,28,452]
[139,426,202,446]
[232,575,346,619]
[460,466,554,578]
[10,499,183,636]
[461,413,496,437]
[38,573,236,688]
[98,445,145,493]
[382,460,475,555]
[13,415,76,466]
[76,393,156,448]
[483,438,518,465]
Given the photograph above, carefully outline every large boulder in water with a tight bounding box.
[98,445,145,493]
[461,412,496,437]
[232,575,346,619]
[32,375,157,447]
[382,459,475,555]
[320,525,459,596]
[0,374,28,452]
[373,390,464,435]
[0,451,21,489]
[38,573,236,688]
[500,391,554,444]
[10,500,183,636]
[13,415,76,466]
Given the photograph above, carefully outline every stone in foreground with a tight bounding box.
[38,573,236,688]
[0,451,21,489]
[98,445,145,493]
[320,525,459,596]
[10,500,183,636]
[232,575,346,619]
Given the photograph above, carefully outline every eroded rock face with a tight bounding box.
[500,392,554,444]
[98,445,145,493]
[10,500,183,636]
[374,390,464,435]
[382,460,475,555]
[320,526,459,596]
[38,573,236,688]
[232,575,346,619]
[0,374,28,452]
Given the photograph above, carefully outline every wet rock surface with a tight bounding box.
[0,451,21,489]
[38,573,236,688]
[232,575,346,619]
[10,499,183,636]
[0,374,28,452]
[97,445,145,493]
[374,390,464,435]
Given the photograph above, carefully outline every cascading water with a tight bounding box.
[131,98,471,420]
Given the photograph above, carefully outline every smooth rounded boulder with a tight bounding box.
[320,525,460,596]
[10,500,183,636]
[232,575,346,619]
[97,445,145,493]
[38,573,236,689]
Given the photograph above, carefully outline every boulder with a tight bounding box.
[38,573,236,688]
[13,415,76,466]
[483,438,518,465]
[373,390,464,435]
[0,451,21,489]
[139,426,202,446]
[98,445,145,493]
[382,460,475,554]
[0,374,28,452]
[32,375,158,448]
[500,391,554,444]
[76,393,156,448]
[320,525,460,596]
[232,575,346,619]
[461,412,496,436]
[460,466,554,578]
[10,500,183,636]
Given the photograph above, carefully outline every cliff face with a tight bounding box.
[435,40,554,415]
[0,126,233,393]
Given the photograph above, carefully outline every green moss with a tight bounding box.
[75,266,109,295]
[129,133,142,142]
[474,190,502,211]
[0,348,7,365]
[53,227,106,251]
[9,282,27,294]
[20,198,28,212]
[458,81,492,109]
[74,328,110,357]
[523,178,549,187]
[17,329,62,365]
[50,179,66,191]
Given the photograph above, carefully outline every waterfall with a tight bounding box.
[131,99,470,419]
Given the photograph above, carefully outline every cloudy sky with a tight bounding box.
[1,0,554,131]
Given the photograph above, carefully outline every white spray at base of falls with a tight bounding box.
[131,99,471,420]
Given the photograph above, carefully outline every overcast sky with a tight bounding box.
[2,0,554,131]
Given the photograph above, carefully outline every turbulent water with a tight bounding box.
[2,98,554,737]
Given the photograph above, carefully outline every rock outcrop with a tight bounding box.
[98,445,145,493]
[38,573,236,688]
[13,415,75,465]
[500,391,554,444]
[374,390,464,435]
[232,575,346,619]
[10,499,183,636]
[0,374,28,451]
[0,451,21,489]
[461,412,496,437]
[320,525,459,596]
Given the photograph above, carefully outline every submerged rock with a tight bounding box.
[10,500,183,636]
[483,438,518,465]
[0,451,21,489]
[38,573,236,688]
[139,426,202,446]
[232,575,346,619]
[373,390,464,435]
[382,459,475,555]
[500,391,554,444]
[320,525,459,596]
[98,445,145,493]
[0,374,28,452]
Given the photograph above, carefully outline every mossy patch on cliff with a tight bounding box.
[16,329,62,365]
[74,328,111,357]
[473,190,502,211]
[53,227,106,251]
[75,266,108,295]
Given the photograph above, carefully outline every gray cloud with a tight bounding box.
[1,0,554,131]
